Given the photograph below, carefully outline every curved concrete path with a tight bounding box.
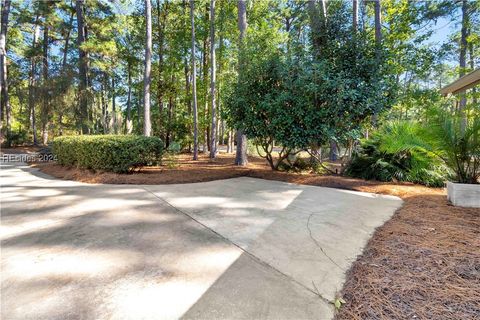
[1,161,402,320]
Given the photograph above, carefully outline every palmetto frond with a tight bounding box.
[377,109,479,184]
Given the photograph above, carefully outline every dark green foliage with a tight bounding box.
[378,110,480,184]
[227,54,318,150]
[52,135,163,173]
[4,130,28,147]
[277,156,326,174]
[225,3,395,170]
[346,139,447,187]
[345,122,448,187]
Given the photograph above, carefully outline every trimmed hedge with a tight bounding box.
[52,135,164,173]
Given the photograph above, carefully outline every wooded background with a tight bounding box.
[0,0,478,163]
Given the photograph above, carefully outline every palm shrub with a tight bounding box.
[380,109,480,184]
[345,122,448,187]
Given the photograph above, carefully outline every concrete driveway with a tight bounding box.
[1,161,402,320]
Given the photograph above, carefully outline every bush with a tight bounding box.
[163,141,182,169]
[52,135,163,173]
[5,130,28,147]
[225,6,394,172]
[377,110,479,184]
[275,155,327,174]
[345,122,449,187]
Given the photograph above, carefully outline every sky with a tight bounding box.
[428,14,458,48]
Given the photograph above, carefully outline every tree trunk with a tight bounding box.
[372,0,382,126]
[111,75,116,134]
[76,0,89,134]
[469,33,477,106]
[202,5,209,154]
[137,87,142,129]
[307,0,320,57]
[190,0,199,160]
[62,10,74,68]
[166,69,175,148]
[166,95,172,148]
[126,62,133,134]
[352,0,358,32]
[308,0,336,159]
[307,0,326,60]
[458,0,468,131]
[235,0,248,166]
[329,140,338,162]
[319,0,327,20]
[209,0,217,158]
[182,0,191,151]
[143,0,152,136]
[184,55,191,149]
[41,24,49,145]
[217,6,225,146]
[220,120,224,145]
[226,131,231,153]
[156,0,167,138]
[58,8,74,137]
[28,14,40,145]
[217,0,225,147]
[374,0,382,53]
[101,78,107,133]
[1,0,11,137]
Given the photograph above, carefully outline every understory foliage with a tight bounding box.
[52,135,163,173]
[379,108,480,184]
[346,122,448,187]
[347,107,480,185]
[1,0,478,185]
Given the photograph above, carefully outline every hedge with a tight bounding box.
[52,135,164,173]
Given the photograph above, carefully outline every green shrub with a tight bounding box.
[5,130,28,147]
[378,110,479,184]
[52,135,163,173]
[276,155,327,174]
[163,141,181,169]
[345,122,449,187]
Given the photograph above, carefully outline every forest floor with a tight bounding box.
[1,145,42,154]
[18,150,480,319]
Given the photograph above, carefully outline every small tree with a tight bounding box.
[227,54,313,170]
[226,4,394,171]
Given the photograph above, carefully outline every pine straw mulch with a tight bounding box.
[1,146,42,154]
[30,152,480,319]
[335,193,480,320]
[30,153,255,184]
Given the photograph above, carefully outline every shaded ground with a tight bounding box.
[32,152,432,194]
[31,152,480,319]
[1,146,42,154]
[32,153,254,184]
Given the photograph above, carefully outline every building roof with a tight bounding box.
[440,68,480,95]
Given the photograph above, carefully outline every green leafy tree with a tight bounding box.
[226,2,394,170]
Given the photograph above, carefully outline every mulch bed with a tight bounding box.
[335,193,480,320]
[1,146,42,154]
[30,151,480,319]
[30,153,254,184]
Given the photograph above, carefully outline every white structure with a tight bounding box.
[447,182,480,208]
[441,68,480,208]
